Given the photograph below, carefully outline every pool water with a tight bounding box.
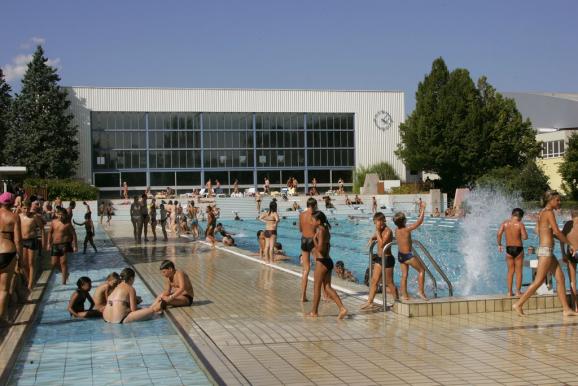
[218,215,566,297]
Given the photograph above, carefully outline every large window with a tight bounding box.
[541,140,565,158]
[91,111,355,190]
[91,112,147,171]
[255,113,305,167]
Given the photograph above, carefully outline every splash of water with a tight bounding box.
[459,188,520,295]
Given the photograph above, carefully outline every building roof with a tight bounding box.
[502,92,578,130]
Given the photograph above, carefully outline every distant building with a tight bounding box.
[66,87,413,197]
[503,92,578,192]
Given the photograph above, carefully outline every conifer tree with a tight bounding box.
[4,46,78,178]
[0,69,12,165]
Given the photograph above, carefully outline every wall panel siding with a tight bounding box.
[66,87,405,183]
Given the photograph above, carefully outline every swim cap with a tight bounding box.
[0,192,14,205]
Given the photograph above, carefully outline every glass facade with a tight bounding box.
[91,112,354,194]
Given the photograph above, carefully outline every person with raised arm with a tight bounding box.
[393,201,428,301]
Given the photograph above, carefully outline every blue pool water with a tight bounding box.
[218,214,567,297]
[9,224,211,386]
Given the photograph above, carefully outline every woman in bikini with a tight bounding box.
[259,200,280,264]
[205,206,217,247]
[0,193,21,325]
[307,211,347,319]
[103,268,164,323]
[513,190,578,316]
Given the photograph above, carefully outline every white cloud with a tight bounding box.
[2,37,60,83]
[3,54,61,82]
[20,36,46,49]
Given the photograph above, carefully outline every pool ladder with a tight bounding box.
[368,239,454,311]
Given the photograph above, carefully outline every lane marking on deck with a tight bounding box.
[179,234,386,305]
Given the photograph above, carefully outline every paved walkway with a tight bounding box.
[105,220,578,386]
[7,221,211,386]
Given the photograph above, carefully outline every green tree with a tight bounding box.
[396,57,539,193]
[353,162,400,193]
[0,69,12,165]
[476,161,549,201]
[3,46,78,178]
[559,133,578,200]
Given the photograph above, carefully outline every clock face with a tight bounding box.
[374,110,393,130]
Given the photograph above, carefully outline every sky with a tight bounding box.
[2,0,577,114]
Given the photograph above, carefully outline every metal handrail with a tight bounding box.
[367,238,453,311]
[413,240,453,296]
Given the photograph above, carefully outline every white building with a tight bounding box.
[66,87,409,197]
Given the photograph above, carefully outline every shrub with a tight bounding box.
[24,178,99,201]
[476,161,549,201]
[353,162,400,193]
[390,184,427,194]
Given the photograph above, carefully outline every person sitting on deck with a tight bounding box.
[157,260,195,307]
[68,277,101,318]
[93,272,120,312]
[215,223,235,246]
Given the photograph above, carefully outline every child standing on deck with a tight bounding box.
[497,208,528,297]
[393,201,428,301]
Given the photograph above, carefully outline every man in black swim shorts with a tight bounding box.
[299,197,318,302]
[362,212,397,310]
[497,208,528,297]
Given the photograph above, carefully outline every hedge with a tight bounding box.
[24,178,99,201]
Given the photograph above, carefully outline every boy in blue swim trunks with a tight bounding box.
[561,210,578,312]
[393,201,428,300]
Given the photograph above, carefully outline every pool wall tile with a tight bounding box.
[528,297,537,310]
[459,302,468,315]
[432,303,442,316]
[476,300,486,313]
[545,296,554,308]
[450,302,459,315]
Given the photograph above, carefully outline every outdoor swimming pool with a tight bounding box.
[219,213,566,298]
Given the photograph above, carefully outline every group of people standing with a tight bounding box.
[0,192,101,325]
[128,196,205,243]
[496,190,578,316]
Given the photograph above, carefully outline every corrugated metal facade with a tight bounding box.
[66,87,406,183]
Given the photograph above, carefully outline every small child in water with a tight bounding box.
[497,208,528,297]
[67,277,100,318]
[393,201,428,301]
[93,272,120,312]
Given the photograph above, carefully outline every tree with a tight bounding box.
[396,57,539,193]
[476,161,549,201]
[3,46,78,178]
[559,133,578,200]
[0,69,12,165]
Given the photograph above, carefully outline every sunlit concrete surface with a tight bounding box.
[104,218,578,386]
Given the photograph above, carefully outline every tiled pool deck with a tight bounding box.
[7,215,578,385]
[7,223,211,386]
[105,220,578,386]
